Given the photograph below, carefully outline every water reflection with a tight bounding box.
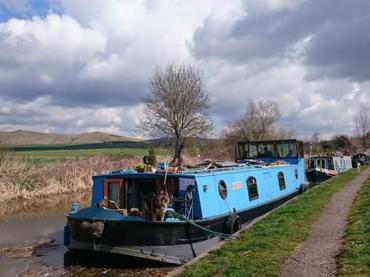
[0,193,177,276]
[0,192,91,221]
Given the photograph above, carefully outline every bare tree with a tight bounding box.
[310,130,320,155]
[142,63,213,165]
[354,104,370,149]
[226,99,281,141]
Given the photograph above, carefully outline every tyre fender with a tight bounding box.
[299,183,309,193]
[81,220,105,239]
[224,213,241,235]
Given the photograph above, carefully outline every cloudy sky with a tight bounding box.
[0,0,369,139]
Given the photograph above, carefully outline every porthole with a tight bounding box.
[294,169,299,179]
[246,177,259,201]
[218,180,227,200]
[278,172,286,190]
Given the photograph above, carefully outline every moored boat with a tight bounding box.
[64,139,307,265]
[306,153,352,184]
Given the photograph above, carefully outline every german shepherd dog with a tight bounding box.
[143,183,170,221]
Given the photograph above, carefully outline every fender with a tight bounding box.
[80,220,105,239]
[224,213,241,235]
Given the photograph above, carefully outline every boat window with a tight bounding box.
[104,178,124,208]
[309,159,315,168]
[218,180,227,200]
[295,169,299,179]
[328,160,334,170]
[249,144,258,158]
[108,183,120,204]
[246,177,259,201]
[322,159,326,169]
[257,144,274,158]
[236,140,303,160]
[238,144,244,158]
[278,172,286,190]
[275,142,298,158]
[317,159,321,168]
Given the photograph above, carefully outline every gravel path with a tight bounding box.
[281,168,370,277]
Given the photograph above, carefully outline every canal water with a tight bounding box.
[0,193,176,276]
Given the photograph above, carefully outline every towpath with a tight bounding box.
[281,168,370,277]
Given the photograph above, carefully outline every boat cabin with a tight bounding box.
[308,154,352,173]
[91,173,197,219]
[87,140,306,222]
[308,156,335,171]
[235,139,304,163]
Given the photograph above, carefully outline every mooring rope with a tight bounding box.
[167,210,238,240]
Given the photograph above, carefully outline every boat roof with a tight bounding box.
[309,153,351,159]
[93,162,290,179]
[237,139,303,144]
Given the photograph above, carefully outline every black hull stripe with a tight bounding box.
[68,190,300,247]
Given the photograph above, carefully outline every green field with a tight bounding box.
[11,147,173,166]
[338,178,370,276]
[180,169,362,277]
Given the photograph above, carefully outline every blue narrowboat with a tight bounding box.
[64,139,307,265]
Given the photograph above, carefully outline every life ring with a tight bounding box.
[81,220,105,239]
[224,213,241,235]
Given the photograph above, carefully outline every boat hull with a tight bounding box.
[306,169,336,184]
[65,190,299,265]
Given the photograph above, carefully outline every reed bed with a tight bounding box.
[0,149,222,208]
[0,153,140,205]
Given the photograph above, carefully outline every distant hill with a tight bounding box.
[145,137,223,146]
[0,130,140,146]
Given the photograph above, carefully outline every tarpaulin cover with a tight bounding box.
[68,207,144,221]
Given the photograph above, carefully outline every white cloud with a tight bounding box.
[0,96,144,137]
[0,0,369,140]
[0,14,105,65]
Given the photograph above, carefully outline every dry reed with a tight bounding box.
[0,148,229,207]
[0,153,140,205]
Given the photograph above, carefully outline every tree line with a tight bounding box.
[141,63,369,165]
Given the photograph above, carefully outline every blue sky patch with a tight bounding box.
[0,0,63,22]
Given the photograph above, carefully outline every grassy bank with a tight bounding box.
[180,169,362,277]
[338,178,370,276]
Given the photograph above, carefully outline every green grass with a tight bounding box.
[12,147,164,166]
[180,169,362,277]
[338,178,370,276]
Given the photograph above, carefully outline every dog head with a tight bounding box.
[155,184,170,205]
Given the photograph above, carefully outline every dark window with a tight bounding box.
[108,183,120,205]
[309,159,315,168]
[278,172,286,190]
[294,169,299,179]
[322,159,326,169]
[257,144,274,158]
[104,178,125,208]
[247,177,259,201]
[249,144,258,158]
[328,160,334,170]
[218,180,227,200]
[317,159,321,168]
